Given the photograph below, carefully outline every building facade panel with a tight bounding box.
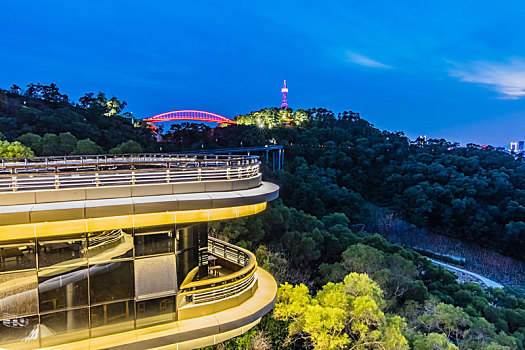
[0,153,278,349]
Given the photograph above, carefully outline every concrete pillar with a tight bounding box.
[66,282,75,330]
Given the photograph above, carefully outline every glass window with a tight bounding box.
[88,228,133,264]
[176,223,208,284]
[136,296,176,328]
[0,271,38,320]
[37,235,87,269]
[135,255,177,300]
[89,261,134,305]
[39,308,89,347]
[90,301,134,338]
[0,240,36,273]
[176,248,198,287]
[38,266,88,313]
[134,227,175,257]
[0,314,39,349]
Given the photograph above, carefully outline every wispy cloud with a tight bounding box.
[449,59,525,99]
[345,51,392,69]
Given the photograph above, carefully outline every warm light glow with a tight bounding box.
[0,203,267,241]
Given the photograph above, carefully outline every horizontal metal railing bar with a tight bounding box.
[192,273,256,304]
[0,156,261,192]
[0,153,260,171]
[178,238,256,307]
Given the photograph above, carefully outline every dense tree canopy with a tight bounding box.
[0,84,156,154]
[1,87,524,349]
[0,140,34,158]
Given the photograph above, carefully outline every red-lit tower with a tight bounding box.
[281,80,288,109]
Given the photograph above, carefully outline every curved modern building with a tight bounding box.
[0,154,278,349]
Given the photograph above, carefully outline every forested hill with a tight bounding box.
[0,84,156,154]
[0,85,523,260]
[2,88,525,348]
[166,107,525,261]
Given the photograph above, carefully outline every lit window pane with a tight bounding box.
[39,308,89,347]
[88,228,133,264]
[136,296,176,328]
[89,261,134,305]
[38,266,88,313]
[0,241,36,272]
[90,301,134,338]
[37,236,87,268]
[0,271,38,320]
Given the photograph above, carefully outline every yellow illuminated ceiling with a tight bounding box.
[0,202,267,242]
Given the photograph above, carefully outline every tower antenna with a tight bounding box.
[281,80,288,109]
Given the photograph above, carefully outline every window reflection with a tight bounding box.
[0,271,38,320]
[136,296,176,328]
[176,223,207,284]
[88,229,133,264]
[135,255,177,299]
[37,236,87,268]
[89,261,134,305]
[0,314,39,348]
[40,308,89,347]
[90,301,134,338]
[0,220,209,344]
[134,228,175,257]
[38,267,88,313]
[0,241,36,273]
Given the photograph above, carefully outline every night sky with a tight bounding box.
[1,1,524,146]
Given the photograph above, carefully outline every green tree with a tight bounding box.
[411,332,458,350]
[41,133,60,156]
[0,140,34,157]
[58,132,78,155]
[419,303,472,343]
[72,139,102,155]
[16,133,43,155]
[274,272,408,350]
[109,140,143,154]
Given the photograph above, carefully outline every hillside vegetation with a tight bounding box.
[0,84,156,155]
[1,86,524,349]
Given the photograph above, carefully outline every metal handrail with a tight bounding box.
[0,153,260,172]
[0,154,261,192]
[178,237,257,303]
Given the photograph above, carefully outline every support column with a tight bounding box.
[66,282,75,330]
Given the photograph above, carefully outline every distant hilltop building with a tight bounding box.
[510,141,524,153]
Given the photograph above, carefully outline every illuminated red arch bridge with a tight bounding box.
[143,110,237,125]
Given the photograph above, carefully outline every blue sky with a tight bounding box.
[1,1,524,146]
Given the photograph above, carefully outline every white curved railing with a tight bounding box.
[179,237,257,305]
[0,154,260,192]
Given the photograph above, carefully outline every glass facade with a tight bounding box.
[0,222,208,348]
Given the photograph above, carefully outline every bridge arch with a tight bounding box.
[143,110,236,124]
